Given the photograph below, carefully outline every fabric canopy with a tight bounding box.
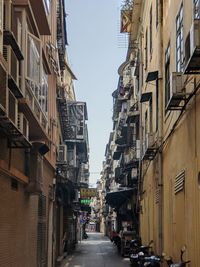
[105,188,135,208]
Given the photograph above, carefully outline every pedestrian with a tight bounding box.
[62,231,68,255]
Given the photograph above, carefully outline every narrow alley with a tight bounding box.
[0,0,199,266]
[61,233,130,267]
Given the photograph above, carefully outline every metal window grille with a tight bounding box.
[150,5,152,53]
[145,28,148,69]
[176,4,184,72]
[165,43,170,107]
[194,0,200,19]
[156,0,159,27]
[155,188,160,204]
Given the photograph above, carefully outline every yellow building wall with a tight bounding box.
[162,1,200,265]
[138,0,163,254]
[137,0,200,264]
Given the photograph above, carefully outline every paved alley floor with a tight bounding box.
[61,232,131,267]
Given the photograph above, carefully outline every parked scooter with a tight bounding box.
[163,246,190,267]
[130,240,154,266]
[142,255,161,267]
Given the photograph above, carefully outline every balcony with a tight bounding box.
[18,79,48,141]
[184,19,200,74]
[57,99,88,143]
[114,166,124,183]
[3,39,23,98]
[118,90,130,101]
[0,64,31,148]
[67,166,78,185]
[126,101,139,123]
[112,149,122,160]
[57,0,67,70]
[3,30,23,61]
[124,143,140,169]
[13,0,50,35]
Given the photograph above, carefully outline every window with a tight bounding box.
[165,43,170,108]
[44,0,51,14]
[149,98,153,132]
[27,32,41,84]
[0,0,3,32]
[26,32,49,115]
[145,28,148,69]
[39,67,48,115]
[194,0,200,19]
[156,0,159,28]
[144,110,148,138]
[156,79,159,131]
[176,4,184,72]
[150,5,153,54]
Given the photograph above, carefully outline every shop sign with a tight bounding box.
[80,188,97,198]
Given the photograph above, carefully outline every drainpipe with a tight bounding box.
[157,0,164,255]
[24,148,31,177]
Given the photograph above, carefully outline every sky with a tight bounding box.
[66,0,127,187]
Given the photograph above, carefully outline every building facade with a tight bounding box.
[0,1,90,267]
[103,0,200,265]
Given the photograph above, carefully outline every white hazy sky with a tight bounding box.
[66,0,127,186]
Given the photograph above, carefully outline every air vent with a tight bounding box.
[155,189,160,204]
[174,170,185,194]
[3,45,8,61]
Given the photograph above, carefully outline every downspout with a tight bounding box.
[157,0,164,255]
[24,148,31,177]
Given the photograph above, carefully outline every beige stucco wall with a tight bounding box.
[130,0,200,264]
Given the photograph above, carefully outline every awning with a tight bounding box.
[140,92,152,103]
[113,150,122,160]
[146,71,159,82]
[105,188,135,208]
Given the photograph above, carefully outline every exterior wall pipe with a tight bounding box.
[157,0,164,255]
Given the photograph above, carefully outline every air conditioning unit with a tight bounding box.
[17,112,29,140]
[57,144,67,163]
[142,133,157,160]
[8,89,18,125]
[166,72,185,110]
[184,19,200,74]
[0,64,7,116]
[136,140,140,159]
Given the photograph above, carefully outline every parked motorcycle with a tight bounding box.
[130,240,154,266]
[142,255,161,267]
[163,246,190,267]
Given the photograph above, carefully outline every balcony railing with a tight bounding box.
[57,99,88,143]
[18,79,48,141]
[0,63,31,148]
